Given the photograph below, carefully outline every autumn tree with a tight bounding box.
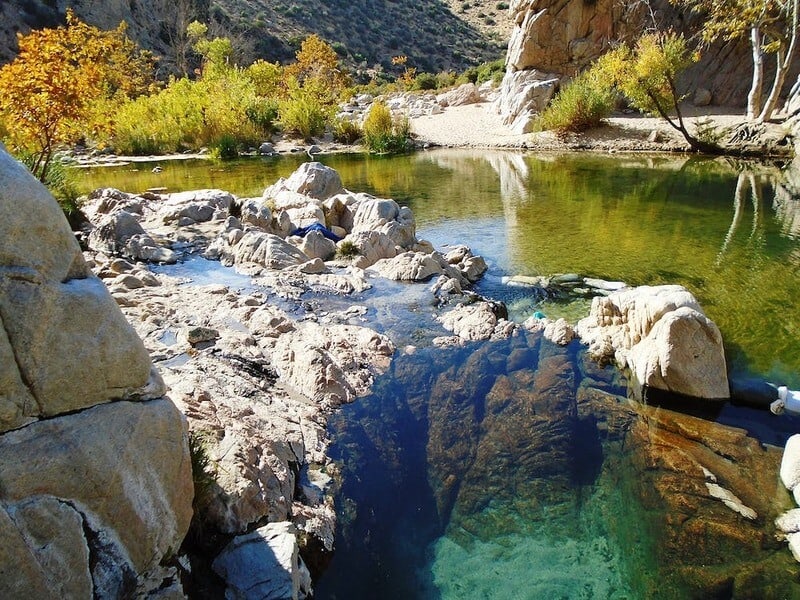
[285,34,350,101]
[599,33,722,153]
[0,10,155,179]
[672,0,799,122]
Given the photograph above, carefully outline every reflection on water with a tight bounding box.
[76,150,800,383]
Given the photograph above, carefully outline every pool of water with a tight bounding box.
[75,150,800,598]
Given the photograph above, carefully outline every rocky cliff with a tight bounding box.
[0,146,193,596]
[497,0,800,133]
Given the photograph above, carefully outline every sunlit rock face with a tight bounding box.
[497,0,797,131]
[0,147,193,596]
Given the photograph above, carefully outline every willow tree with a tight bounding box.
[673,0,799,122]
[0,10,154,179]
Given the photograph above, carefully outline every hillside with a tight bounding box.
[0,0,511,77]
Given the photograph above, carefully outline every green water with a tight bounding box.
[76,150,800,387]
[76,151,800,598]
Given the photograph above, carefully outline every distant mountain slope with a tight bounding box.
[0,0,511,76]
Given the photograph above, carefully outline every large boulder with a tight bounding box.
[87,211,178,264]
[0,147,192,594]
[576,285,729,399]
[494,69,560,134]
[437,82,482,107]
[229,231,310,271]
[265,162,344,204]
[212,522,312,600]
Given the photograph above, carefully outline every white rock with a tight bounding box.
[781,434,800,492]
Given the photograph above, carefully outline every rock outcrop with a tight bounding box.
[79,161,491,597]
[497,0,798,133]
[0,148,193,596]
[576,285,729,399]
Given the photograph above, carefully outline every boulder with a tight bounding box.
[212,522,311,600]
[266,162,344,202]
[438,82,482,107]
[576,285,729,399]
[344,230,398,267]
[369,251,444,281]
[0,399,193,598]
[494,69,560,134]
[230,232,310,271]
[627,306,729,399]
[87,211,178,264]
[438,301,517,341]
[240,199,273,230]
[0,147,192,594]
[781,434,800,499]
[295,230,337,261]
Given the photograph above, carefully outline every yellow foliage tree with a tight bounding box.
[0,10,155,179]
[285,34,350,100]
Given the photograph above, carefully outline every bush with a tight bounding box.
[536,70,616,134]
[436,71,458,89]
[336,239,360,259]
[413,72,438,90]
[209,134,239,160]
[279,89,329,141]
[362,101,412,154]
[17,152,81,218]
[245,98,280,134]
[332,117,362,144]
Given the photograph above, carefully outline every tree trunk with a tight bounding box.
[748,26,765,120]
[758,0,799,122]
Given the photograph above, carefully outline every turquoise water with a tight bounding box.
[75,151,800,598]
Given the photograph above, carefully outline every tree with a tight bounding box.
[0,10,154,179]
[285,34,350,100]
[599,33,722,153]
[672,0,799,122]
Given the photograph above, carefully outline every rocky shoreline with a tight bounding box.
[4,148,800,597]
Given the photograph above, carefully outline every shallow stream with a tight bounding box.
[77,150,800,598]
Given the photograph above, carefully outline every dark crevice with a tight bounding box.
[0,305,42,416]
[57,498,138,600]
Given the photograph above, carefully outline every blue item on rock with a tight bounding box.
[291,222,343,242]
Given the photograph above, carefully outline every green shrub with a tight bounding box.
[413,72,438,90]
[209,134,239,160]
[18,152,81,218]
[362,101,411,154]
[279,89,329,141]
[332,117,362,143]
[435,70,458,89]
[536,70,616,134]
[336,239,360,259]
[245,98,279,134]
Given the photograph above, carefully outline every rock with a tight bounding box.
[576,285,729,399]
[266,162,344,202]
[343,230,398,267]
[212,522,311,600]
[544,318,575,345]
[626,305,729,399]
[297,258,328,274]
[258,142,275,155]
[437,82,482,107]
[87,212,177,264]
[0,147,192,594]
[776,508,800,534]
[229,232,310,271]
[494,69,560,134]
[87,210,146,253]
[369,251,444,281]
[781,434,800,493]
[461,255,488,282]
[693,87,713,106]
[182,326,219,345]
[296,230,337,261]
[0,399,192,598]
[438,301,517,341]
[240,199,273,230]
[271,322,395,409]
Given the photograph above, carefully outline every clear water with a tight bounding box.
[75,150,800,598]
